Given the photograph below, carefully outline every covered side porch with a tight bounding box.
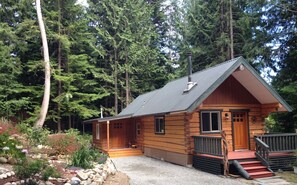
[91,115,143,157]
[192,132,297,179]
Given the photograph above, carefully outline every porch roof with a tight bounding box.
[83,114,133,123]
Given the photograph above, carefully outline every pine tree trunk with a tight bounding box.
[35,0,50,128]
[114,49,118,115]
[229,0,234,59]
[57,0,62,132]
[125,54,130,107]
[68,115,71,129]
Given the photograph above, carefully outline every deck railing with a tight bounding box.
[256,133,297,152]
[255,133,297,167]
[193,136,222,156]
[255,137,270,166]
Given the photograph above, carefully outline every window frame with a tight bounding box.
[154,115,165,135]
[136,122,141,136]
[96,124,100,140]
[200,110,222,134]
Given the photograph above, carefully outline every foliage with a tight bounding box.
[14,159,47,179]
[0,132,26,160]
[0,120,19,135]
[175,0,266,75]
[265,115,283,133]
[65,128,92,147]
[25,126,51,146]
[41,166,61,181]
[0,0,295,132]
[70,146,107,169]
[70,146,94,169]
[14,158,60,181]
[47,133,80,155]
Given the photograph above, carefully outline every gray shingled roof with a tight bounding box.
[84,57,292,123]
[119,57,292,117]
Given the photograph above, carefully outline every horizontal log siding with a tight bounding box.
[189,104,265,152]
[92,122,107,149]
[141,114,188,154]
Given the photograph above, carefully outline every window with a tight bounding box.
[96,124,100,140]
[201,111,221,133]
[136,123,141,136]
[155,116,165,134]
[114,123,123,129]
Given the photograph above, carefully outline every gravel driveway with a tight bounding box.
[111,156,248,185]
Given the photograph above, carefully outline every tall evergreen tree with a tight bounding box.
[88,0,170,115]
[176,0,266,75]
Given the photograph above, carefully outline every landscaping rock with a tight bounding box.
[70,177,81,185]
[0,157,8,163]
[6,172,12,177]
[45,181,54,185]
[77,171,88,181]
[86,178,92,184]
[64,183,71,185]
[7,157,17,165]
[102,171,107,180]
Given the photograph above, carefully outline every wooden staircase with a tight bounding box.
[107,148,143,158]
[239,160,274,179]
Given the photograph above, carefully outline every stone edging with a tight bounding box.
[0,158,116,185]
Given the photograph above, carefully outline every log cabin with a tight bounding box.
[85,57,296,179]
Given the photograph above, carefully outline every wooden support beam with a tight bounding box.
[107,120,110,151]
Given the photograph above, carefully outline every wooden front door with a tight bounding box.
[111,122,126,148]
[233,112,249,150]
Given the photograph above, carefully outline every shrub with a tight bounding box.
[26,127,51,146]
[0,132,26,160]
[0,119,19,135]
[14,159,47,179]
[48,133,81,155]
[42,166,61,181]
[14,158,61,181]
[70,146,93,169]
[70,146,107,169]
[65,128,92,147]
[89,148,108,164]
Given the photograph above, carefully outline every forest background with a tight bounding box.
[0,0,296,132]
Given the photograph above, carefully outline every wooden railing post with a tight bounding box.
[107,120,110,151]
[254,136,270,167]
[221,131,229,176]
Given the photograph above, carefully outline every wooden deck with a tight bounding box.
[103,148,143,158]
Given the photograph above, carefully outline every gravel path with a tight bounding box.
[111,156,248,185]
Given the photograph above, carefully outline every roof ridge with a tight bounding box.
[166,57,242,84]
[192,56,242,75]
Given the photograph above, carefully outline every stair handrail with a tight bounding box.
[221,131,229,176]
[254,137,270,167]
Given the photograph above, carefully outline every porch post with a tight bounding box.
[107,120,110,151]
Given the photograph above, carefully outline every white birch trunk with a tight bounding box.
[35,0,51,128]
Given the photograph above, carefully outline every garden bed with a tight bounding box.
[0,121,113,185]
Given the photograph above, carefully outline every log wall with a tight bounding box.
[141,113,188,154]
[188,104,265,152]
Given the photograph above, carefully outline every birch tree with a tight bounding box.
[35,0,51,128]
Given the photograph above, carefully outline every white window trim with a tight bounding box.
[96,124,100,140]
[201,111,221,133]
[155,116,165,134]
